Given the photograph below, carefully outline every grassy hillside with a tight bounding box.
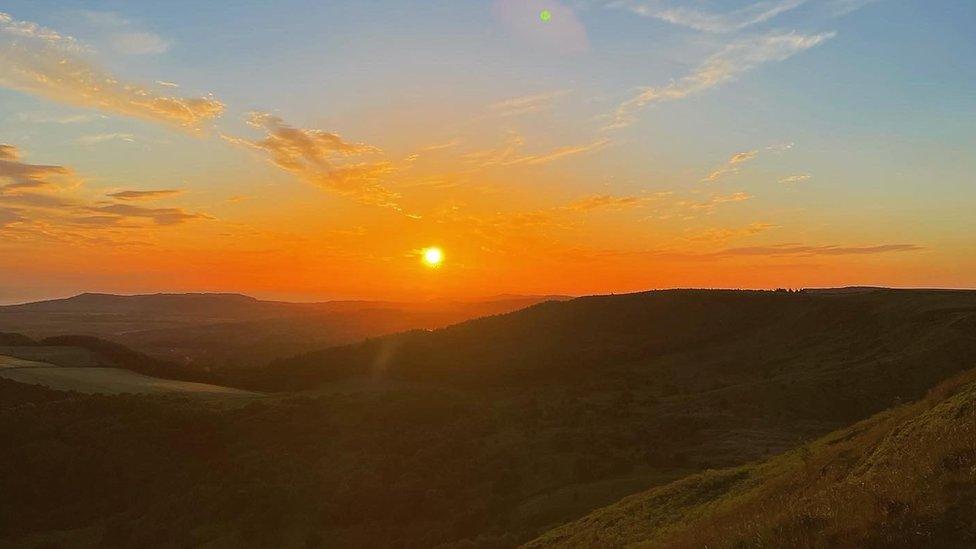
[526,368,976,548]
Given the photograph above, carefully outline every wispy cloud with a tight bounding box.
[87,203,210,226]
[826,0,883,17]
[465,132,611,168]
[79,10,170,55]
[111,32,169,55]
[16,112,106,124]
[702,150,759,182]
[688,221,777,242]
[616,0,808,33]
[78,133,136,145]
[607,31,835,129]
[0,12,222,128]
[107,189,183,201]
[719,243,922,256]
[562,193,667,212]
[684,191,752,214]
[419,139,461,152]
[487,90,570,117]
[224,113,400,209]
[779,173,812,184]
[505,139,611,166]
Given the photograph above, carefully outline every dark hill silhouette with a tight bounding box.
[260,288,976,394]
[6,292,263,316]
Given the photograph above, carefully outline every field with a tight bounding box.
[0,349,260,399]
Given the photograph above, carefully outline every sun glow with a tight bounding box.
[422,247,444,267]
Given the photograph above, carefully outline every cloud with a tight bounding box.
[779,173,812,184]
[720,243,923,257]
[107,189,183,201]
[766,142,795,152]
[16,112,106,124]
[225,113,400,209]
[87,203,210,226]
[0,144,73,190]
[826,0,882,16]
[617,0,808,33]
[419,139,460,152]
[111,31,170,55]
[562,193,665,212]
[702,149,759,182]
[505,139,611,166]
[685,191,752,213]
[465,132,610,168]
[607,31,835,129]
[79,10,170,55]
[0,142,209,239]
[0,208,25,228]
[0,12,223,128]
[688,221,777,242]
[78,133,136,145]
[487,90,570,117]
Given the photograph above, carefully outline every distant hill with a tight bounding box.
[4,292,263,315]
[526,367,976,548]
[0,293,570,368]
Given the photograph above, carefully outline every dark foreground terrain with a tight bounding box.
[0,288,974,547]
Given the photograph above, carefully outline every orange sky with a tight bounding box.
[1,3,974,303]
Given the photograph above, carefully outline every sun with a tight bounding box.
[422,247,444,268]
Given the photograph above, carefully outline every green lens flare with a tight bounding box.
[540,10,552,22]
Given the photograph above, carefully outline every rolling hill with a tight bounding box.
[0,288,973,547]
[0,336,260,399]
[0,292,568,368]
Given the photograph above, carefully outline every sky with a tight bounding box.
[0,0,974,304]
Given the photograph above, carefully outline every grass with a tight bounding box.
[0,366,262,398]
[525,368,976,548]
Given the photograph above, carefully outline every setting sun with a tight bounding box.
[422,247,444,267]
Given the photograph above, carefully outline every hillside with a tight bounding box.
[0,335,258,398]
[526,368,976,548]
[261,288,976,395]
[0,293,567,368]
[0,288,974,547]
